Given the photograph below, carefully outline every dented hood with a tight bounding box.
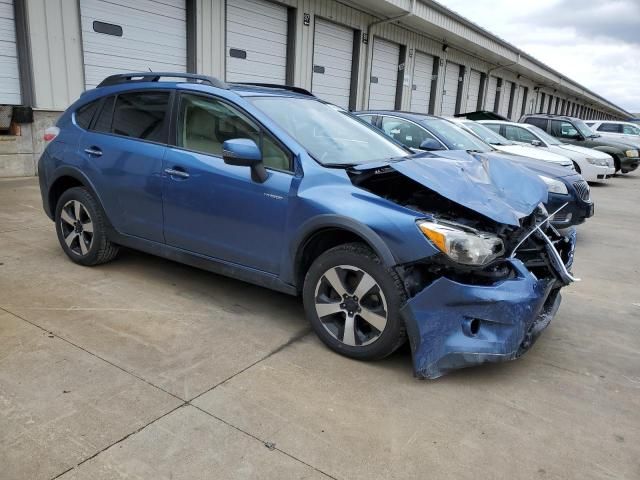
[388,151,548,226]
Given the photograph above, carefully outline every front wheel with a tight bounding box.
[302,243,406,361]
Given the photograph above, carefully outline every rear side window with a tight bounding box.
[93,96,116,133]
[504,125,537,143]
[525,117,548,130]
[597,123,622,133]
[75,101,99,129]
[111,92,170,143]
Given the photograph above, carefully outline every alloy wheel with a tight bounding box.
[314,265,388,347]
[59,200,94,256]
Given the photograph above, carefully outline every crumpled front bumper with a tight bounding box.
[401,258,565,379]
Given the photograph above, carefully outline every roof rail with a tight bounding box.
[231,82,314,97]
[97,72,229,89]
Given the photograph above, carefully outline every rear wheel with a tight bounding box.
[55,187,119,266]
[302,243,406,361]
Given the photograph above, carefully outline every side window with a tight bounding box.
[93,96,115,133]
[623,124,640,135]
[550,120,578,138]
[111,92,170,143]
[525,117,548,130]
[505,125,537,143]
[380,117,432,149]
[484,124,502,135]
[358,115,374,125]
[178,93,291,171]
[75,101,100,129]
[597,123,622,133]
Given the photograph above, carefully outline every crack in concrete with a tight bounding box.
[0,306,324,480]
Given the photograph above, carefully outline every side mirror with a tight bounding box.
[419,138,443,151]
[531,139,542,147]
[222,138,267,183]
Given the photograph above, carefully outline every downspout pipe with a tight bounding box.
[481,53,520,110]
[361,0,416,107]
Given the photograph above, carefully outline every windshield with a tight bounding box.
[462,121,515,146]
[527,125,562,145]
[573,119,597,138]
[248,97,409,166]
[420,118,492,152]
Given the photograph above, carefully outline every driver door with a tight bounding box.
[162,93,294,274]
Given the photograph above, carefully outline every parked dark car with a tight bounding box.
[356,111,593,229]
[520,114,640,173]
[38,73,577,379]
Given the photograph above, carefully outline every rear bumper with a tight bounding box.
[401,259,562,379]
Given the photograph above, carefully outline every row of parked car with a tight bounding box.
[355,110,640,231]
[38,73,617,379]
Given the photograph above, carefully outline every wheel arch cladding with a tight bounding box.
[48,168,106,223]
[289,216,397,289]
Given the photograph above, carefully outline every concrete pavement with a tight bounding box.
[1,175,639,479]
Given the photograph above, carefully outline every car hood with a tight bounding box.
[586,135,640,149]
[494,144,571,165]
[555,143,612,159]
[354,151,548,227]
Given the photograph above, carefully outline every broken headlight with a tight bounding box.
[538,175,568,195]
[417,221,505,266]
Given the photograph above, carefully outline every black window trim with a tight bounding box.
[170,90,296,175]
[73,99,101,130]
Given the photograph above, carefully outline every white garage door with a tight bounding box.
[410,51,434,113]
[368,38,399,110]
[0,0,20,104]
[465,69,481,113]
[311,18,353,109]
[440,61,459,116]
[485,76,497,112]
[226,0,288,84]
[499,80,512,118]
[80,0,187,90]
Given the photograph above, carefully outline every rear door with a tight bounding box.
[162,92,293,274]
[368,38,400,109]
[410,52,434,113]
[77,91,169,242]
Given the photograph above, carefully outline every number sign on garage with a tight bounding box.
[311,18,356,109]
[410,51,434,114]
[80,0,187,90]
[226,0,289,84]
[0,0,21,104]
[368,37,401,110]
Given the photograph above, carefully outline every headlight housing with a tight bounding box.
[625,149,639,158]
[417,221,504,266]
[538,175,569,195]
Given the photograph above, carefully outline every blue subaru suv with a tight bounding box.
[38,73,577,378]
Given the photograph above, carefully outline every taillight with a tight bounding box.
[43,126,60,142]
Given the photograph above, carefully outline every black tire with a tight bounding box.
[55,187,119,266]
[302,242,406,361]
[613,155,621,173]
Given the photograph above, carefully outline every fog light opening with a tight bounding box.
[462,318,481,337]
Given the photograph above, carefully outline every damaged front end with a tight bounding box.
[350,153,578,379]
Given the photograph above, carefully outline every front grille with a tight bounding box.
[573,180,590,202]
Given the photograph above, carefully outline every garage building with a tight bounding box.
[0,0,632,177]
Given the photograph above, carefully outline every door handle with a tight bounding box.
[164,167,190,179]
[84,147,102,157]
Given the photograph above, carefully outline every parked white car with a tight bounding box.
[585,120,640,142]
[448,118,575,170]
[479,120,615,182]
